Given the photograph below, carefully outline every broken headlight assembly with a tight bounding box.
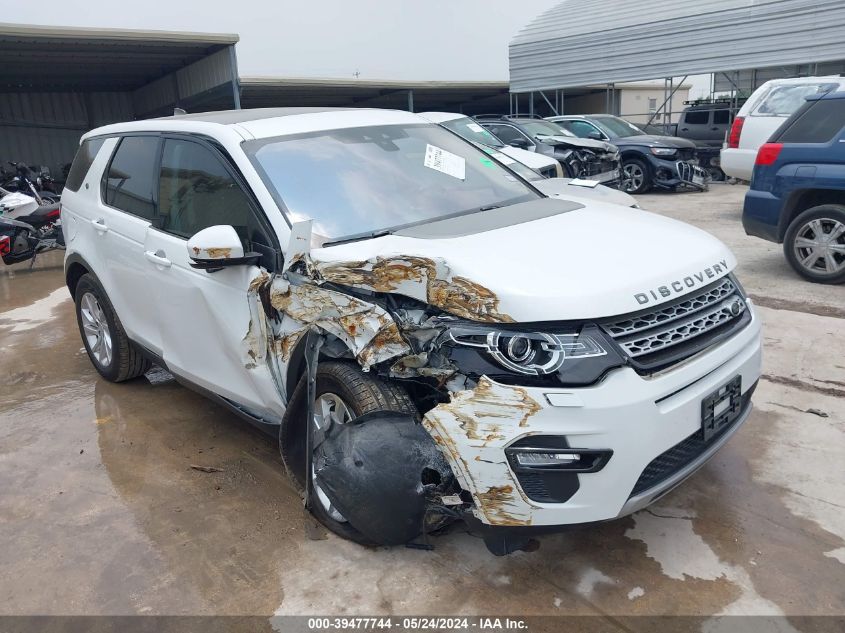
[440,323,626,386]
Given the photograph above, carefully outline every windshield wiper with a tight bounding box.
[323,229,392,247]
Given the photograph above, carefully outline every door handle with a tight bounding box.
[91,218,109,233]
[144,249,172,268]
[681,127,689,131]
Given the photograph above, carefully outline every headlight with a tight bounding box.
[443,325,610,376]
[650,147,677,157]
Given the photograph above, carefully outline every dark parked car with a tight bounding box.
[742,89,845,284]
[547,114,708,194]
[475,116,621,186]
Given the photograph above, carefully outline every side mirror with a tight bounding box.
[587,131,604,141]
[509,138,530,149]
[186,225,260,271]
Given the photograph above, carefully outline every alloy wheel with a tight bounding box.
[622,163,645,193]
[80,292,113,367]
[312,392,353,522]
[793,218,845,276]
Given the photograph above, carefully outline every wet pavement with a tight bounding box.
[1,186,843,625]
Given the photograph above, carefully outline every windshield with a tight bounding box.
[440,117,505,148]
[518,120,576,139]
[591,116,645,138]
[245,123,539,242]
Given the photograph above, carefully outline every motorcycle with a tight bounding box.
[0,162,60,205]
[0,187,40,218]
[0,199,64,267]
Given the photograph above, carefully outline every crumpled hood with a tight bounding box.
[311,200,735,322]
[538,135,617,154]
[616,134,697,150]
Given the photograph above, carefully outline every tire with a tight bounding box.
[783,205,845,284]
[281,361,417,544]
[74,274,151,382]
[621,157,652,194]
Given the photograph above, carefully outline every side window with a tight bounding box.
[776,99,845,144]
[484,124,526,145]
[65,138,105,192]
[158,138,269,249]
[683,110,709,125]
[713,110,731,125]
[103,136,159,221]
[562,120,600,138]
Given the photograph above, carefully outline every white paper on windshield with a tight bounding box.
[490,152,517,165]
[570,178,600,188]
[424,144,466,180]
[467,122,484,133]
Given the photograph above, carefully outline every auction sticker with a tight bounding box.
[424,144,466,180]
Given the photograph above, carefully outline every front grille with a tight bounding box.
[676,148,696,162]
[629,384,755,497]
[603,277,750,372]
[677,160,710,187]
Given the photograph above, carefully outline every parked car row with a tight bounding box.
[548,114,709,194]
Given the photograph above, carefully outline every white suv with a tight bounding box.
[62,107,762,554]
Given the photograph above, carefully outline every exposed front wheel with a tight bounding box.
[74,274,151,381]
[281,361,418,544]
[784,205,845,284]
[621,158,651,194]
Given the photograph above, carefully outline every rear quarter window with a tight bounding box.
[752,82,838,117]
[776,98,845,144]
[64,138,105,192]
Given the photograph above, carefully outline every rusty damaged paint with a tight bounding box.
[201,247,233,259]
[315,255,515,323]
[422,377,542,526]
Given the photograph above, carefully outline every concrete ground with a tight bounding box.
[0,184,843,625]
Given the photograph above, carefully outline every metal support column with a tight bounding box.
[529,92,534,116]
[407,89,414,112]
[229,44,241,109]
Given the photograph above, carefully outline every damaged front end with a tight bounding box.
[653,159,711,192]
[245,221,616,554]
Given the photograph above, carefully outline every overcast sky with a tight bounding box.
[14,0,563,80]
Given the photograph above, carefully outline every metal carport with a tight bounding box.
[234,77,511,116]
[509,0,845,119]
[0,23,240,178]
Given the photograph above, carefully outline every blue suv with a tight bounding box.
[742,90,845,284]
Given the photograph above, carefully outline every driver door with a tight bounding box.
[144,136,284,419]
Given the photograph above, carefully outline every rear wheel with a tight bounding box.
[784,205,845,284]
[621,157,651,194]
[281,361,417,544]
[74,274,151,381]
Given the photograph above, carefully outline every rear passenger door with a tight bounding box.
[143,136,283,418]
[97,135,165,354]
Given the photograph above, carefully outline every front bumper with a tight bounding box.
[649,157,710,191]
[422,303,762,528]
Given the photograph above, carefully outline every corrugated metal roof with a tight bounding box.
[510,0,845,92]
[0,22,238,91]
